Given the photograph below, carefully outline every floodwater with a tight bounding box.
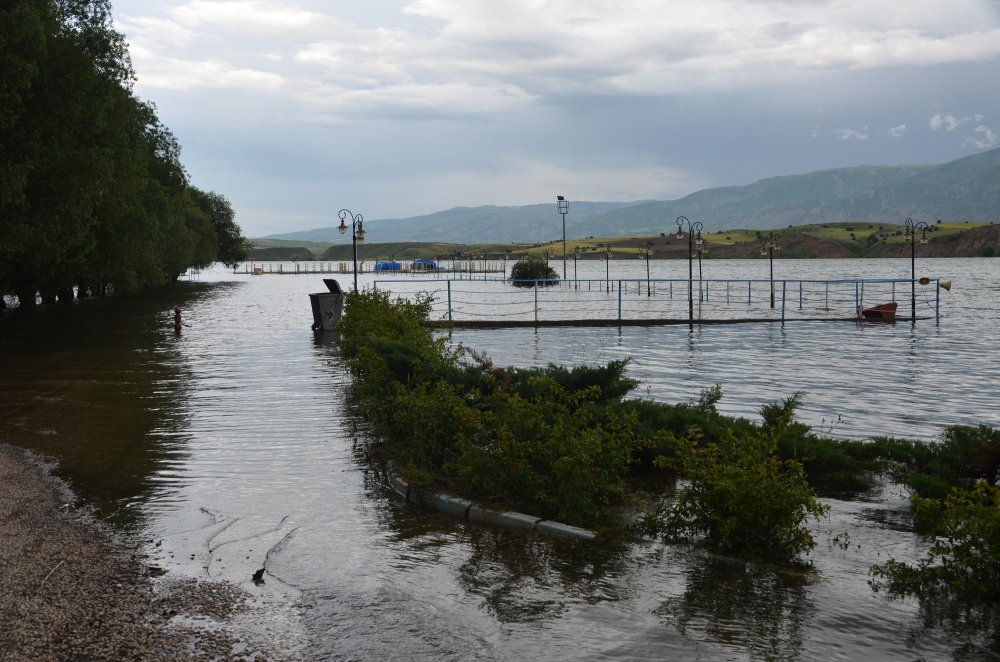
[2,258,998,659]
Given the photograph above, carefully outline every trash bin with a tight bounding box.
[310,279,344,331]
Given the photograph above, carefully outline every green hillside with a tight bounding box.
[258,148,1000,245]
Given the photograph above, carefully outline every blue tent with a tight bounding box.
[374,260,401,271]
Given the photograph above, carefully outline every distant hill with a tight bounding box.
[260,148,1000,245]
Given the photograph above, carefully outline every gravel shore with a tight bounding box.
[0,443,284,661]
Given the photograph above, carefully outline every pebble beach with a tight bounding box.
[0,444,284,661]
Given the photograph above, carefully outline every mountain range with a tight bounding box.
[262,147,1000,245]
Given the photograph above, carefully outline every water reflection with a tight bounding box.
[655,554,815,661]
[0,282,225,523]
[457,530,634,624]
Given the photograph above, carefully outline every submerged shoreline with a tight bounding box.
[0,443,285,661]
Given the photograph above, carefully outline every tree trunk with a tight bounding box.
[15,288,37,308]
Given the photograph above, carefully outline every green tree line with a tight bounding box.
[1,0,250,308]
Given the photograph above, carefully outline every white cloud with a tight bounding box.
[966,124,998,149]
[128,47,286,91]
[120,0,1000,102]
[887,124,907,137]
[168,1,343,37]
[930,113,973,131]
[834,127,869,141]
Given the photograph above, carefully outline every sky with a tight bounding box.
[110,0,1000,237]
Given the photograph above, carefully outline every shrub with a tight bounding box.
[509,255,559,287]
[336,288,643,525]
[645,397,829,563]
[870,480,1000,601]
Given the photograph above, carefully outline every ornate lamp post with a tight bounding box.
[337,209,365,291]
[557,196,568,281]
[759,232,781,308]
[639,243,653,296]
[904,217,930,322]
[676,216,704,328]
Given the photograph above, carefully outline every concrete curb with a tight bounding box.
[385,465,596,541]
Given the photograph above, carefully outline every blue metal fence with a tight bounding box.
[373,277,943,325]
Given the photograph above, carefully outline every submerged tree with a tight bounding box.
[509,255,559,287]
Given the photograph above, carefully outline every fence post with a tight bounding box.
[618,282,622,322]
[936,279,940,322]
[799,281,803,310]
[748,280,751,304]
[534,282,538,323]
[447,280,452,321]
[781,281,787,323]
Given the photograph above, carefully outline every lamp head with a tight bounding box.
[338,219,347,235]
[356,223,366,244]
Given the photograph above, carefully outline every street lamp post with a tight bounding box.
[676,216,704,329]
[904,217,930,322]
[557,196,568,282]
[759,232,781,309]
[337,209,365,291]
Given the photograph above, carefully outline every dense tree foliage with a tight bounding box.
[509,255,558,287]
[1,0,249,307]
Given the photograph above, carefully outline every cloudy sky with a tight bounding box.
[111,0,1000,237]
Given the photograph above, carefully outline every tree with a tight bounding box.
[191,189,251,269]
[0,0,249,305]
[509,255,559,287]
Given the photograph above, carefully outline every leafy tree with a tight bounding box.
[0,0,249,304]
[192,189,251,269]
[509,255,558,287]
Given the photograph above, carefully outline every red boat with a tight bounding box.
[859,301,898,321]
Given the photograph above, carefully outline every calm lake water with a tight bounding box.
[2,257,998,659]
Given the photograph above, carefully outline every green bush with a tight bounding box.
[337,289,642,525]
[509,255,559,287]
[866,424,1000,499]
[645,398,829,563]
[870,480,1000,601]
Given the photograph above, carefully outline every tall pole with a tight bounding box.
[760,232,779,309]
[338,209,365,291]
[644,245,651,297]
[905,217,930,323]
[573,246,579,289]
[605,244,611,292]
[769,244,774,308]
[676,216,703,329]
[557,196,568,282]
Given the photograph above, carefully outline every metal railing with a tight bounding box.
[373,277,944,326]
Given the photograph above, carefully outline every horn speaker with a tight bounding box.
[939,280,952,291]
